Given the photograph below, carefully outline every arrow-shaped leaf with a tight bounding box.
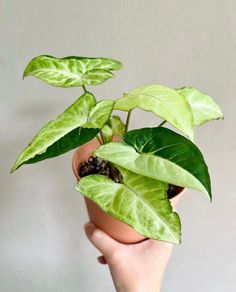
[23,55,122,88]
[94,127,211,199]
[76,167,181,244]
[176,87,223,126]
[84,100,116,128]
[11,93,114,172]
[115,85,194,139]
[21,127,99,165]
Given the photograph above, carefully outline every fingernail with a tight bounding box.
[92,229,102,239]
[84,222,95,234]
[84,222,91,228]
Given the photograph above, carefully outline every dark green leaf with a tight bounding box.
[94,127,212,199]
[26,127,99,164]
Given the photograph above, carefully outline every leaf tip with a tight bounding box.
[74,182,80,192]
[209,193,213,202]
[10,164,17,174]
[109,71,115,79]
[10,157,22,174]
[22,71,27,80]
[176,238,181,245]
[204,188,212,202]
[116,61,123,70]
[22,66,31,80]
[219,114,224,121]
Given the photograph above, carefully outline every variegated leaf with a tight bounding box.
[76,167,181,244]
[23,55,122,87]
[114,85,194,140]
[11,93,114,172]
[176,87,223,126]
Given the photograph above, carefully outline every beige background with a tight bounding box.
[1,0,235,291]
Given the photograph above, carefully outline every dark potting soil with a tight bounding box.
[79,156,111,178]
[79,156,183,199]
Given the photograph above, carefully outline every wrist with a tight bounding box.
[115,278,162,292]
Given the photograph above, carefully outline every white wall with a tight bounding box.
[0,0,235,291]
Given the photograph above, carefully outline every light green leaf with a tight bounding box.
[114,85,194,139]
[84,100,115,128]
[94,127,211,199]
[102,125,113,143]
[176,87,223,126]
[23,55,122,88]
[11,93,113,172]
[109,115,125,136]
[76,167,181,244]
[102,115,125,143]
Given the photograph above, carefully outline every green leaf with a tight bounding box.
[76,167,181,244]
[176,87,223,126]
[84,100,115,128]
[23,55,122,88]
[11,93,113,172]
[102,125,113,143]
[114,85,194,139]
[24,127,99,164]
[94,127,212,200]
[109,115,125,136]
[102,115,125,143]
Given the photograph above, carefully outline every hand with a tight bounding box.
[84,222,173,292]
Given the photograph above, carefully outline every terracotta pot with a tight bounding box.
[72,137,184,244]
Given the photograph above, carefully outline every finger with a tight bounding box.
[84,222,122,257]
[148,239,173,248]
[97,255,107,265]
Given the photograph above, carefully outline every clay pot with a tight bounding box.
[72,137,184,244]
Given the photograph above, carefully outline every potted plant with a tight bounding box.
[10,55,223,245]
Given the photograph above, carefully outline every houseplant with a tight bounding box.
[10,55,223,245]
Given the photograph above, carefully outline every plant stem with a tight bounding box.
[82,84,88,93]
[125,110,132,132]
[109,162,119,182]
[100,130,105,144]
[96,135,102,145]
[158,120,167,127]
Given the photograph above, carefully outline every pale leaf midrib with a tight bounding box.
[121,180,179,242]
[27,68,82,81]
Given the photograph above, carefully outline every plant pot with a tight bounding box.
[72,137,184,244]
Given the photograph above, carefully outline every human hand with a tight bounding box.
[84,222,173,292]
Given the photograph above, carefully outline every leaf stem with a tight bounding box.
[125,110,132,132]
[100,130,105,144]
[82,85,88,93]
[96,135,102,145]
[158,120,167,127]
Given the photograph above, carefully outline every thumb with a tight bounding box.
[84,222,121,257]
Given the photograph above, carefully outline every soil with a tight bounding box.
[79,156,111,178]
[79,155,183,199]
